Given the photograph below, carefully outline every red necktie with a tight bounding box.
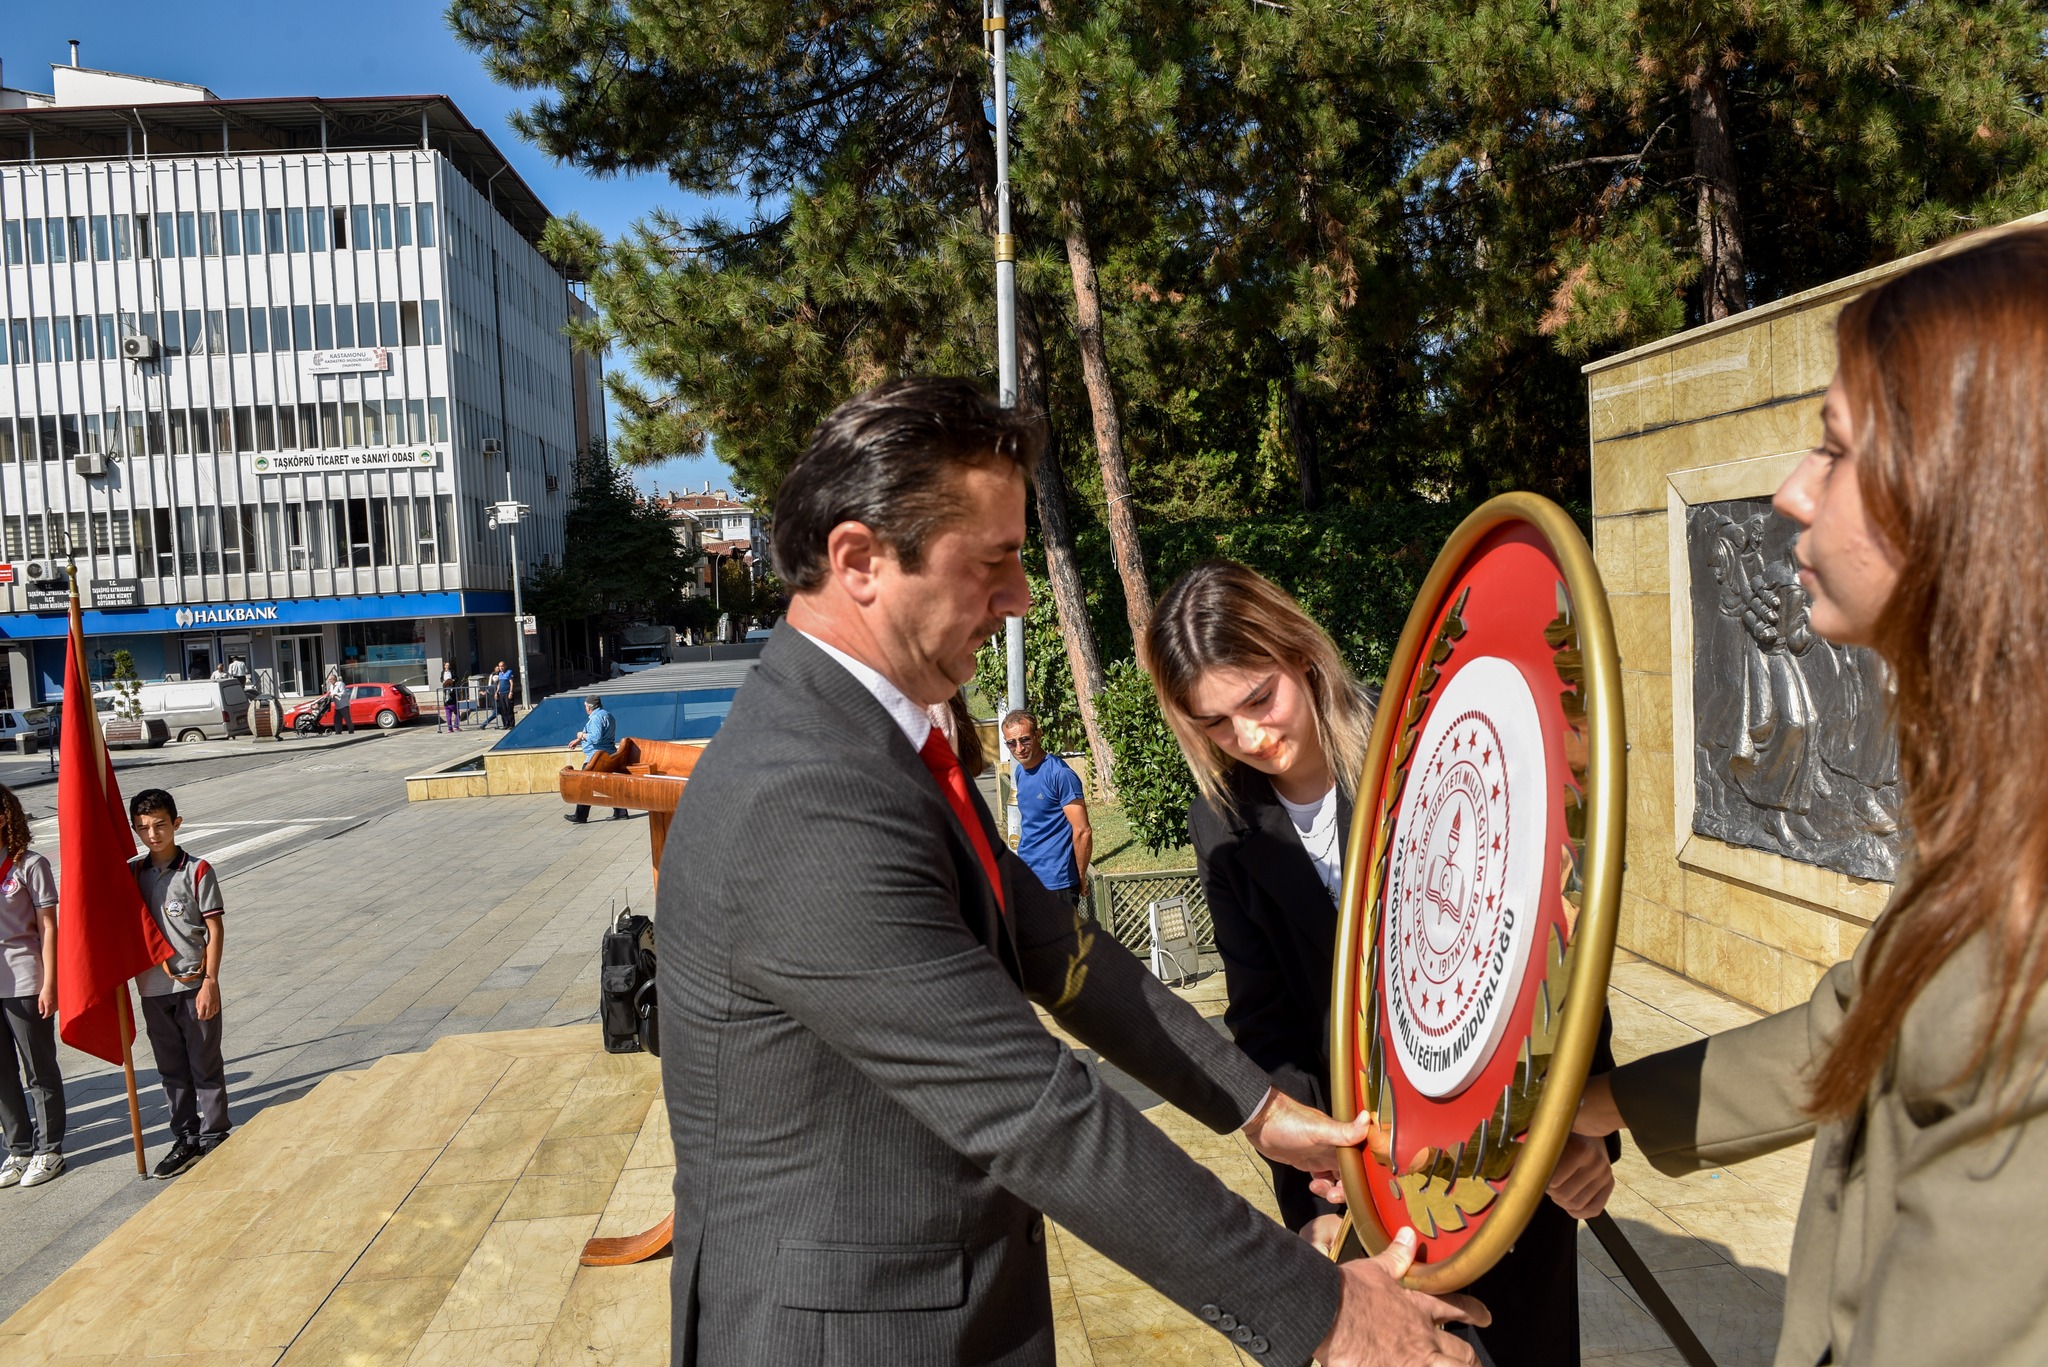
[918,729,1006,916]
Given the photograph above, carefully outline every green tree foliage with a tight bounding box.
[528,445,702,629]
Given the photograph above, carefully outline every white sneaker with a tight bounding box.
[0,1156,26,1189]
[19,1153,62,1187]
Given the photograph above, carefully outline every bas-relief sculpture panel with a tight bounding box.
[1686,498,1903,882]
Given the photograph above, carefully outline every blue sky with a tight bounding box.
[0,3,742,499]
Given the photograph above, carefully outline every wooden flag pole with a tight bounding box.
[114,987,147,1176]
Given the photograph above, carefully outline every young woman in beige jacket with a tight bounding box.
[1574,226,2048,1367]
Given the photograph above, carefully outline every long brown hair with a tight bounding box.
[1143,560,1375,819]
[0,786,29,863]
[1808,225,2048,1119]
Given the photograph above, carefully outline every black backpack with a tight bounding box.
[599,909,659,1056]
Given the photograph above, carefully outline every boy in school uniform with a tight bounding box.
[128,789,230,1179]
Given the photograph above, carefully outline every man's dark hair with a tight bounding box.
[772,378,1045,590]
[586,695,604,709]
[131,788,177,821]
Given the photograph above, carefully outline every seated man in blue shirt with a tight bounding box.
[1002,709,1092,906]
[565,695,629,824]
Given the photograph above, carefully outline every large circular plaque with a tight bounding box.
[1330,493,1624,1291]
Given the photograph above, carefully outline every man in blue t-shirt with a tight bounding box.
[1002,709,1092,906]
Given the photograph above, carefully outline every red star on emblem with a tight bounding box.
[1487,890,1498,910]
[1482,746,1492,765]
[1453,733,1463,754]
[1471,943,1483,962]
[1408,968,1417,985]
[1454,981,1464,998]
[1490,783,1500,800]
[1492,835,1502,853]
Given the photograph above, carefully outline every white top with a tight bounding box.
[1276,785,1342,901]
[797,630,933,752]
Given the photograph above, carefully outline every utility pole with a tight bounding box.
[988,0,1025,840]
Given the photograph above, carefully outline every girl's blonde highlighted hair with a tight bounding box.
[1142,560,1375,820]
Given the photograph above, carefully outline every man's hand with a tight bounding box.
[1314,1227,1490,1367]
[1241,1090,1366,1203]
[1545,1133,1615,1220]
[194,978,221,1022]
[36,981,54,1019]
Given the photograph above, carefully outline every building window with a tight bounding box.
[428,398,448,442]
[394,204,413,247]
[24,220,45,264]
[379,301,399,348]
[50,318,73,364]
[416,203,436,247]
[421,299,442,345]
[342,401,362,446]
[314,306,334,350]
[177,212,198,257]
[200,212,219,256]
[247,307,269,353]
[306,206,325,251]
[351,205,371,251]
[400,301,421,346]
[373,204,393,249]
[357,303,378,347]
[330,207,349,250]
[98,315,117,356]
[276,405,297,449]
[406,399,426,443]
[293,305,313,351]
[90,215,110,260]
[228,310,248,354]
[44,219,66,263]
[267,208,287,253]
[2,221,18,265]
[220,211,240,255]
[31,319,50,363]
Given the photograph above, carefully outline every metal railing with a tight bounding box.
[1086,868,1212,954]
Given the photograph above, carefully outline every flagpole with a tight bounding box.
[114,988,146,1176]
[69,559,149,1176]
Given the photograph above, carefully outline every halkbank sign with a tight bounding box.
[174,604,282,627]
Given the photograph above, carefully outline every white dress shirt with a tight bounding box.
[797,630,933,751]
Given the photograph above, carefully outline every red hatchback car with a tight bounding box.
[284,683,421,734]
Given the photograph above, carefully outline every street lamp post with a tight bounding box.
[987,0,1026,841]
[489,497,532,710]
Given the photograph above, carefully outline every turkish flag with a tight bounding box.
[53,585,172,1065]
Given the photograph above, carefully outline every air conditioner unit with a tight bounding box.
[23,560,55,583]
[120,334,159,361]
[73,451,107,478]
[481,438,504,456]
[544,473,560,492]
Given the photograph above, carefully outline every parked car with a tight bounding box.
[93,678,251,742]
[611,644,668,677]
[282,683,420,734]
[0,710,43,750]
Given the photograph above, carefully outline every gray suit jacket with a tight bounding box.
[660,628,1343,1366]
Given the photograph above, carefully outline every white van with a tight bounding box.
[94,679,251,742]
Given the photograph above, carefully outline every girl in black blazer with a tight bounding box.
[1147,560,1616,1367]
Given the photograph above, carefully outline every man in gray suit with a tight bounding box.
[659,378,1486,1366]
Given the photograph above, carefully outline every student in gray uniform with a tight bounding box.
[0,785,63,1188]
[128,788,230,1179]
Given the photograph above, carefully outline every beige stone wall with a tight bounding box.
[1584,212,2046,1011]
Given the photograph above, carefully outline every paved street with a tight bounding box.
[0,721,655,1318]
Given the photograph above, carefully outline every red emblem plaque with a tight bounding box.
[1330,493,1624,1291]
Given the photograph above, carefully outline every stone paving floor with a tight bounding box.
[0,722,655,1319]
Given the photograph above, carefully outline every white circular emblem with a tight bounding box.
[1380,655,1547,1099]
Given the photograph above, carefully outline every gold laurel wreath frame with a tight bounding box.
[1329,492,1625,1292]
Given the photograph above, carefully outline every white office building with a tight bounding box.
[0,58,602,703]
